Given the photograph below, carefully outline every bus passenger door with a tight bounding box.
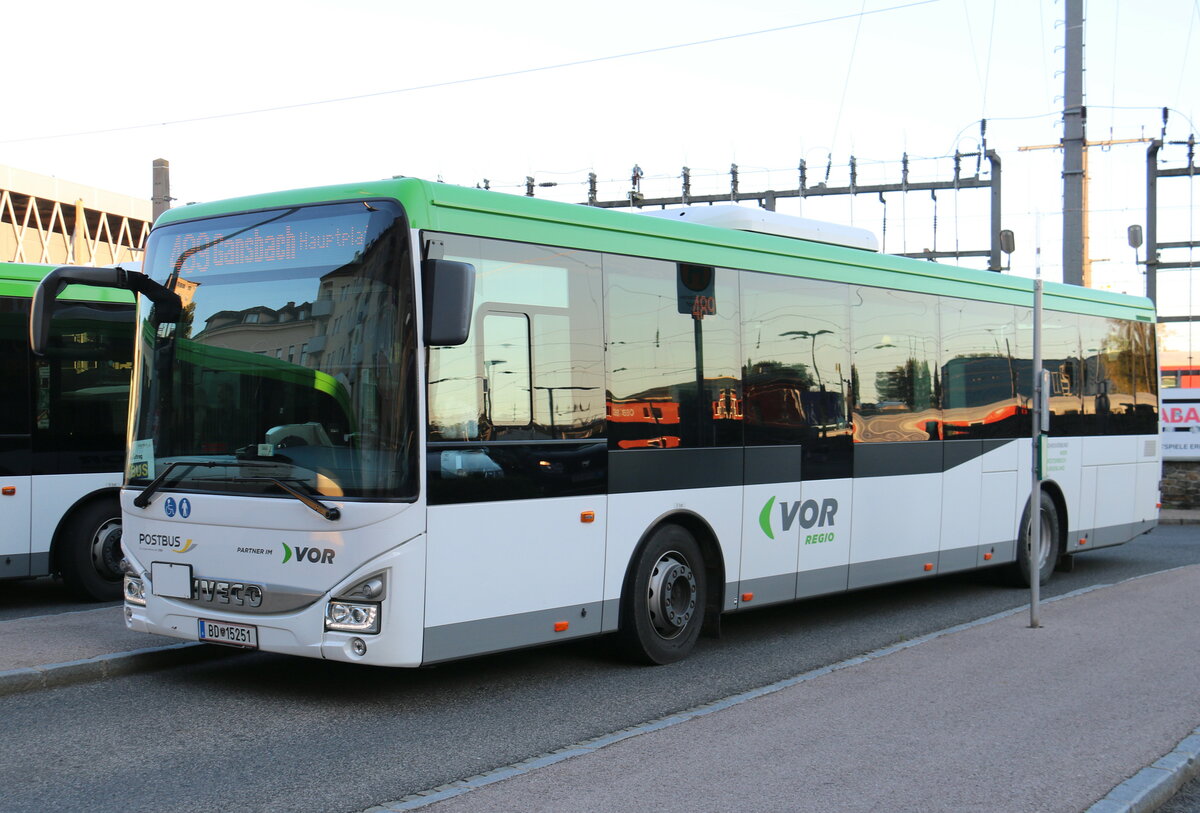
[740,447,803,607]
[0,297,33,578]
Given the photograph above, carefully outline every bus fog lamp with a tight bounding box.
[325,601,379,633]
[124,576,146,606]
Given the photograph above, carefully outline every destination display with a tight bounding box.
[164,214,367,278]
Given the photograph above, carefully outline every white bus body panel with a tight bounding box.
[0,471,120,578]
[0,476,32,575]
[792,479,853,596]
[32,471,122,551]
[739,481,801,607]
[738,479,853,606]
[940,455,981,571]
[423,495,606,661]
[849,472,942,588]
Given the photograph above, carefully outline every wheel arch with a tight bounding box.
[620,509,727,634]
[50,487,122,574]
[1034,479,1068,553]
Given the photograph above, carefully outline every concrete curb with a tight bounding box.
[0,641,241,697]
[1085,727,1200,813]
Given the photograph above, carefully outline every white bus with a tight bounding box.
[31,180,1160,665]
[2,262,133,600]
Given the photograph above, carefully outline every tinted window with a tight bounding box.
[34,302,134,474]
[0,296,32,476]
[851,287,940,442]
[426,235,606,504]
[940,299,1023,439]
[136,201,417,500]
[1132,321,1158,432]
[742,271,850,477]
[427,235,606,442]
[605,256,741,450]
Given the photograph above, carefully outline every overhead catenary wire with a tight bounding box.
[1,0,937,146]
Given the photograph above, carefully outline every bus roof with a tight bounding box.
[0,261,135,303]
[153,178,1155,322]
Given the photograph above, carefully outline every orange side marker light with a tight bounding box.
[1,486,14,496]
[554,621,569,632]
[924,563,934,572]
[741,592,754,603]
[1078,538,1088,546]
[983,552,993,561]
[580,511,595,523]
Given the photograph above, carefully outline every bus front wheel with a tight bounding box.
[619,524,706,665]
[59,499,124,602]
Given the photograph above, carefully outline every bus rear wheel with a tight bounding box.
[59,499,124,602]
[619,524,706,665]
[1011,492,1062,588]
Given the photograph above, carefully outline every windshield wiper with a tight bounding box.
[133,460,221,508]
[239,477,341,521]
[132,459,340,521]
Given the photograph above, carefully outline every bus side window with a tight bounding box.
[0,296,32,477]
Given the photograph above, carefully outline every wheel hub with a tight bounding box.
[90,519,123,581]
[647,552,697,639]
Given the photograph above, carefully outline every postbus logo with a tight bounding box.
[758,496,838,545]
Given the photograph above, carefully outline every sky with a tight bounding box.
[3,0,1198,343]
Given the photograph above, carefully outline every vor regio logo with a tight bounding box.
[281,542,336,564]
[758,496,839,544]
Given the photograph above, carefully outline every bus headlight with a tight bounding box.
[124,575,146,606]
[325,601,380,634]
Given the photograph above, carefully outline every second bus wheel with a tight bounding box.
[619,524,707,665]
[1012,491,1063,588]
[58,499,124,602]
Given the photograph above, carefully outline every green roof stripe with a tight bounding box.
[150,178,1155,323]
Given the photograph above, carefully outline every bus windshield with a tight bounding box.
[129,200,418,501]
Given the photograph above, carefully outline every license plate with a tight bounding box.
[197,618,258,649]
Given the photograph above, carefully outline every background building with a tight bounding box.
[0,164,150,266]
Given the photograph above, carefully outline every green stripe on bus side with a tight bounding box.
[149,178,1155,322]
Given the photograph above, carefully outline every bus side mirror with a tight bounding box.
[29,265,181,356]
[422,259,475,346]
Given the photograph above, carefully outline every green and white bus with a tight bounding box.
[31,179,1159,665]
[2,262,133,600]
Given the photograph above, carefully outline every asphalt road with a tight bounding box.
[1,526,1197,813]
[0,577,120,621]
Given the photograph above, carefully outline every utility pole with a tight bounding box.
[1019,136,1151,287]
[1062,0,1086,286]
[152,159,171,222]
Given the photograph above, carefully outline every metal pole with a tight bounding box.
[1030,216,1044,628]
[988,150,1003,272]
[1146,140,1161,304]
[152,159,171,222]
[1062,0,1086,286]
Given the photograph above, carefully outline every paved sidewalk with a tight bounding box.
[371,566,1200,813]
[0,606,218,696]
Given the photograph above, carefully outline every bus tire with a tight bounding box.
[58,498,124,602]
[1011,491,1062,588]
[619,524,706,665]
